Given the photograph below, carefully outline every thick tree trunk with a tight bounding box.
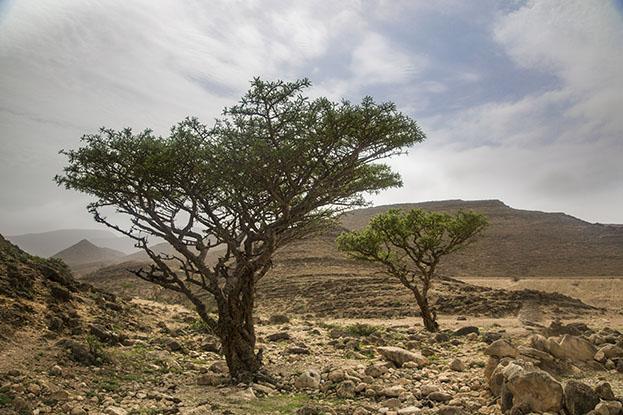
[218,313,261,382]
[215,270,262,382]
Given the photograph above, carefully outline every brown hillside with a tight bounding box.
[341,199,623,277]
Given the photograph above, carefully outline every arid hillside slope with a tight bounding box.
[0,233,133,344]
[342,199,623,277]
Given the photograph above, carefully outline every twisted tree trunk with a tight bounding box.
[215,269,262,382]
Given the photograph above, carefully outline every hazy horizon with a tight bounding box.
[2,0,623,235]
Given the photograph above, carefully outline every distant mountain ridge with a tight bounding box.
[51,239,126,266]
[7,229,136,257]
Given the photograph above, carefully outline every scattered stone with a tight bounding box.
[266,331,290,342]
[294,369,321,390]
[435,333,450,343]
[449,358,465,372]
[377,346,425,367]
[454,326,479,337]
[563,380,600,415]
[594,381,615,400]
[336,380,355,398]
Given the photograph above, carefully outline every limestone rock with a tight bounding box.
[377,346,424,367]
[295,369,321,390]
[485,339,518,358]
[505,368,563,413]
[547,334,596,362]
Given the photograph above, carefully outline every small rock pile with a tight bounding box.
[484,332,623,414]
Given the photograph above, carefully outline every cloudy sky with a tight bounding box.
[1,0,622,235]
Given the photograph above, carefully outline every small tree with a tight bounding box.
[55,78,425,380]
[337,208,487,332]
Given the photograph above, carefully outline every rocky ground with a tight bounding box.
[1,297,622,415]
[2,233,623,415]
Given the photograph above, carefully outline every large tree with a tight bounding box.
[337,208,487,332]
[56,78,425,380]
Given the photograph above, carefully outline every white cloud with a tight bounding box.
[494,0,623,137]
[1,0,622,234]
[350,32,428,85]
[384,0,623,223]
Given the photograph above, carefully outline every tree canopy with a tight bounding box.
[56,78,426,379]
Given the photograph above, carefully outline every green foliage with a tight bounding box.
[188,317,212,333]
[344,323,381,337]
[85,334,109,365]
[337,208,488,277]
[55,77,425,257]
[0,392,11,406]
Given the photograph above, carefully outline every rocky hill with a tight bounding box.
[52,239,126,267]
[0,234,133,344]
